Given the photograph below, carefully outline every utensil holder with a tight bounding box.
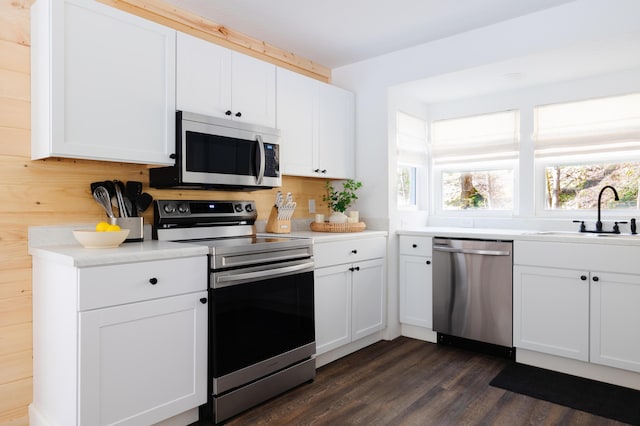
[265,206,291,234]
[109,217,144,242]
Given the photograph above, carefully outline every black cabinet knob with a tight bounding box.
[225,110,232,116]
[200,297,207,304]
[149,277,158,285]
[351,249,358,254]
[426,260,431,265]
[235,112,242,117]
[593,276,599,282]
[580,275,587,281]
[412,244,417,248]
[314,168,320,173]
[321,169,327,174]
[355,266,360,271]
[169,153,176,159]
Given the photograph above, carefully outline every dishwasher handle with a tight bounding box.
[433,245,510,256]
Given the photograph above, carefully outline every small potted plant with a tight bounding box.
[322,179,363,223]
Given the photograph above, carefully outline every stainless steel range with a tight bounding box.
[153,200,316,424]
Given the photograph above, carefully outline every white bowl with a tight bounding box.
[73,229,130,248]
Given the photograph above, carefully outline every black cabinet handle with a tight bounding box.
[200,297,207,304]
[351,249,358,254]
[426,260,431,265]
[169,153,176,159]
[580,275,587,281]
[412,244,417,248]
[593,276,599,282]
[235,112,242,117]
[225,110,232,116]
[149,277,158,285]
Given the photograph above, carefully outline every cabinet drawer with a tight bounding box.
[314,237,386,268]
[79,256,207,310]
[399,236,432,256]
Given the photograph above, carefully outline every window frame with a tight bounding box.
[534,150,640,218]
[432,158,519,217]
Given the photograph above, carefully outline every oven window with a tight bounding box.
[211,271,315,377]
[185,131,256,175]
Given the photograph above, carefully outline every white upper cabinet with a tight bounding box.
[176,32,276,128]
[276,67,354,179]
[31,0,176,165]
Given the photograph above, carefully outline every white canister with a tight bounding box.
[349,211,359,222]
[314,214,325,223]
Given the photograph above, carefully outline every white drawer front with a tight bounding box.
[399,236,432,256]
[314,237,386,268]
[79,256,207,310]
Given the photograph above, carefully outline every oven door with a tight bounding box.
[210,258,315,395]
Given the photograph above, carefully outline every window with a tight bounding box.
[534,93,640,212]
[396,112,427,209]
[431,110,519,212]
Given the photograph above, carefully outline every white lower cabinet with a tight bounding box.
[590,271,640,372]
[398,236,433,328]
[513,265,589,361]
[314,236,386,355]
[514,240,640,374]
[79,293,207,425]
[31,254,208,426]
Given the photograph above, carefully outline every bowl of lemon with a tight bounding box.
[73,222,130,248]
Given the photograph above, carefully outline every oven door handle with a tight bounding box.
[215,261,314,286]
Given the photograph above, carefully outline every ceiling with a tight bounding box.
[163,0,576,69]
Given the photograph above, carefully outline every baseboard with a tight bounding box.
[400,324,437,343]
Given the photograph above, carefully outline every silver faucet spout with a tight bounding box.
[596,185,619,232]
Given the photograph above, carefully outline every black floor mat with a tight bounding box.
[490,362,640,425]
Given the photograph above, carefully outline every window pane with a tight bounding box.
[544,162,640,210]
[397,166,416,207]
[442,169,513,210]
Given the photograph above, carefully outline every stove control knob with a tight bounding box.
[234,203,244,212]
[163,203,176,214]
[177,203,189,214]
[245,204,254,213]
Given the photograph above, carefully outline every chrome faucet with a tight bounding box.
[595,185,619,232]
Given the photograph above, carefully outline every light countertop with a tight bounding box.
[398,226,640,246]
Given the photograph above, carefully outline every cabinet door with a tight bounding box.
[352,258,385,341]
[513,266,589,361]
[32,0,176,165]
[78,291,208,426]
[317,83,354,179]
[314,265,351,355]
[399,255,432,328]
[276,67,317,176]
[176,31,232,119]
[591,271,640,372]
[232,52,276,127]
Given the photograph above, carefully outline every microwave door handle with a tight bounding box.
[255,134,265,185]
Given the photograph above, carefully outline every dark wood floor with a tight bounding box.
[223,337,629,425]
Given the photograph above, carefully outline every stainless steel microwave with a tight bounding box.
[150,111,281,190]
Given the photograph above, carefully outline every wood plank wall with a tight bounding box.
[0,0,332,423]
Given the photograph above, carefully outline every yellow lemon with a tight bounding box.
[106,224,121,232]
[95,221,110,232]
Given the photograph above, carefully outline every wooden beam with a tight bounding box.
[99,0,331,82]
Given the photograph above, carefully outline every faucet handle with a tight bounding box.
[572,220,586,232]
[613,221,627,234]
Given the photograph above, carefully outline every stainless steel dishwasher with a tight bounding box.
[432,238,513,354]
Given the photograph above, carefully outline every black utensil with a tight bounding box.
[136,193,153,213]
[125,181,143,216]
